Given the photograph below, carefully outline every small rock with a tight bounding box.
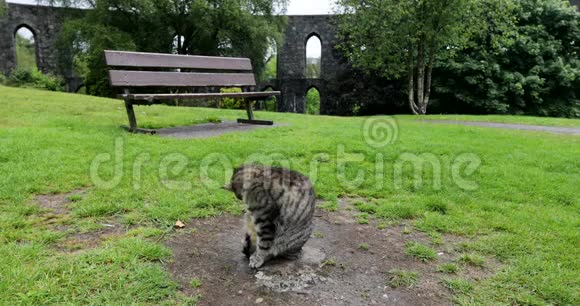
[238,290,243,295]
[383,294,389,299]
[438,252,444,256]
[255,298,264,304]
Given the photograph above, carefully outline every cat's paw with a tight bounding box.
[249,253,265,269]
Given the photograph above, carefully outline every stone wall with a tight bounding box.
[1,4,61,76]
[274,15,348,115]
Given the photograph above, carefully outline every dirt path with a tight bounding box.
[419,120,580,135]
[165,200,495,305]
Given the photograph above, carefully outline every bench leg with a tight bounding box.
[245,99,255,121]
[237,99,274,125]
[125,100,138,131]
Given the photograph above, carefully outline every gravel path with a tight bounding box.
[419,120,580,135]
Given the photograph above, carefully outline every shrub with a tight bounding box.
[8,68,64,91]
[219,87,244,109]
[218,87,259,110]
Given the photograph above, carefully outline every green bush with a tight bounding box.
[8,68,64,91]
[219,88,245,109]
[219,88,257,110]
[306,88,320,115]
[0,73,7,85]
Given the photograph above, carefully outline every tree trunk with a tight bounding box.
[416,42,426,115]
[423,59,434,114]
[407,51,419,115]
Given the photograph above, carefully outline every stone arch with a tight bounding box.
[13,24,39,71]
[305,85,321,115]
[305,33,322,79]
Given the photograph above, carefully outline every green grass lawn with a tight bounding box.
[0,85,579,304]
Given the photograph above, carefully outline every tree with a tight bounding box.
[335,0,514,115]
[306,88,320,114]
[261,55,277,81]
[49,0,288,96]
[306,58,321,78]
[435,0,579,117]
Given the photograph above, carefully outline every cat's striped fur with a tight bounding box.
[225,164,316,269]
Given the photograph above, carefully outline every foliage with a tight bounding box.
[434,0,580,118]
[0,0,6,18]
[57,19,137,96]
[325,67,407,116]
[219,87,245,109]
[52,0,288,97]
[261,55,277,81]
[7,68,64,91]
[261,87,278,112]
[306,87,320,115]
[15,33,37,72]
[335,0,514,114]
[0,86,579,304]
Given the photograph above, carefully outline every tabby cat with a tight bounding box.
[224,164,316,269]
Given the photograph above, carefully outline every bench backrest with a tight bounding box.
[105,51,257,88]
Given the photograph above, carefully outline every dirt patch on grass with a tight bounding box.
[57,221,125,253]
[35,189,125,252]
[165,199,499,305]
[35,188,87,215]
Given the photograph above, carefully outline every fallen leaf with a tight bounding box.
[175,220,186,228]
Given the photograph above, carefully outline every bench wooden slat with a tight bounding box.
[109,70,257,87]
[105,50,253,71]
[121,91,281,101]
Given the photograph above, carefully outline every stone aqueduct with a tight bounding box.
[1,2,579,114]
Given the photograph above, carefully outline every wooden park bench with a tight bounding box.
[105,50,280,134]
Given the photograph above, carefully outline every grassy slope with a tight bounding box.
[0,86,578,304]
